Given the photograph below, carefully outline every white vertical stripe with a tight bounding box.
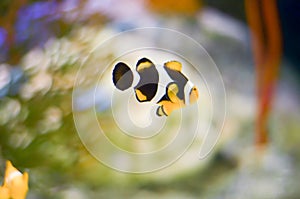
[184,81,194,106]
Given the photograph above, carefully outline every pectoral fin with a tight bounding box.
[135,89,147,102]
[167,82,180,103]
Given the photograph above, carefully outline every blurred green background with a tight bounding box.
[0,0,300,198]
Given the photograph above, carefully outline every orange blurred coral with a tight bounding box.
[0,161,28,199]
[147,0,201,16]
[245,0,282,146]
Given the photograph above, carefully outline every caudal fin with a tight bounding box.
[112,62,133,91]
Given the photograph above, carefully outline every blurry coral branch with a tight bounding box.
[245,0,282,146]
[0,161,28,199]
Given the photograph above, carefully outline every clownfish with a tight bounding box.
[112,58,199,116]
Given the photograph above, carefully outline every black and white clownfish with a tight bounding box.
[112,57,199,117]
